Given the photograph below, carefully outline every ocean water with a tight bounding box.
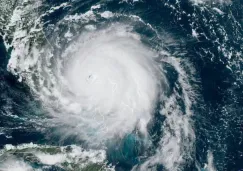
[0,0,242,171]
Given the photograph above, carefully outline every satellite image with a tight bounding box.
[0,0,242,170]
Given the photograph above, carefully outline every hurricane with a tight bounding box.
[0,0,242,171]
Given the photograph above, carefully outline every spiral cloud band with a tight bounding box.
[5,2,195,169]
[56,25,164,142]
